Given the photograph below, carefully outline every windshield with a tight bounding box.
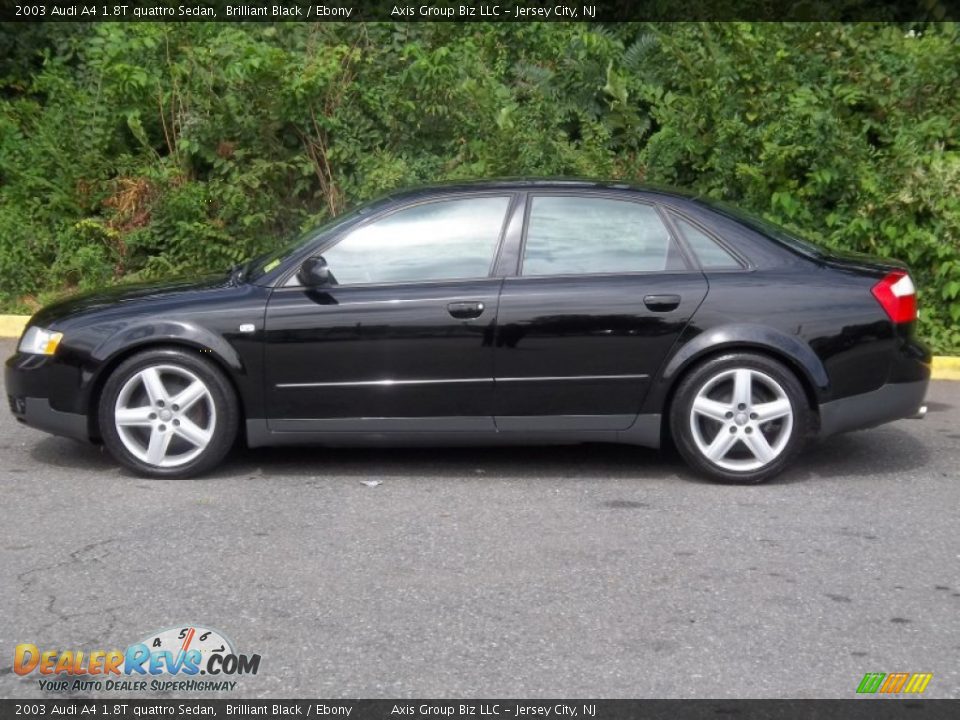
[694,197,827,258]
[244,200,386,281]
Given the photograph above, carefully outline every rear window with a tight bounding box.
[674,218,742,269]
[695,198,827,259]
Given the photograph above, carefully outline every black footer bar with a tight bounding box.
[2,699,959,720]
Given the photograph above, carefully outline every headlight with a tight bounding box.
[19,326,63,355]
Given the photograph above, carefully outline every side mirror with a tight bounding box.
[297,256,331,287]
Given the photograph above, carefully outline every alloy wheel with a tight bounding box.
[113,364,217,468]
[688,367,794,472]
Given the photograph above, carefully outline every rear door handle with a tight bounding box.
[643,294,681,312]
[447,301,485,319]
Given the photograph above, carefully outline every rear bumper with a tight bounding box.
[818,379,928,436]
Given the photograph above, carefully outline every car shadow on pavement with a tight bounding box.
[26,436,115,472]
[771,426,931,484]
[26,424,929,486]
[217,425,929,486]
[215,442,692,483]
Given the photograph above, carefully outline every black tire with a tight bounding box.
[98,348,239,478]
[669,352,812,484]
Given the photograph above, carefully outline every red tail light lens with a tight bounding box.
[871,271,917,324]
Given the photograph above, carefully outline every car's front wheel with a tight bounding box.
[98,348,239,478]
[670,353,811,484]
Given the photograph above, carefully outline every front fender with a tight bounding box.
[91,320,244,373]
[658,323,830,399]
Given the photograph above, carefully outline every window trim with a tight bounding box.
[663,209,752,272]
[516,191,695,279]
[490,192,528,278]
[279,191,518,289]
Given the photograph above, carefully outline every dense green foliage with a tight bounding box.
[1,22,958,351]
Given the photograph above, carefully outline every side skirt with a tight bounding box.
[245,414,662,449]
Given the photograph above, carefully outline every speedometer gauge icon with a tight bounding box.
[140,625,235,670]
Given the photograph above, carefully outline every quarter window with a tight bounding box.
[675,217,742,269]
[522,196,676,276]
[320,196,510,285]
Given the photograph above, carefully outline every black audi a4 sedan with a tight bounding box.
[6,180,930,482]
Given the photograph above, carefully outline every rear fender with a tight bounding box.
[657,323,829,404]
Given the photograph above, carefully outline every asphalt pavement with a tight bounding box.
[1,337,958,699]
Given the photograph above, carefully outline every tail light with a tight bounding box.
[871,271,917,324]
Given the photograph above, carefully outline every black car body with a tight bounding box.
[5,180,930,482]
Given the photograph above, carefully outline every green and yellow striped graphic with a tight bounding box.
[857,672,932,694]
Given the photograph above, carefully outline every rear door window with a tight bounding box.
[522,196,684,276]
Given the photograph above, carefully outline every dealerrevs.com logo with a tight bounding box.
[14,625,261,693]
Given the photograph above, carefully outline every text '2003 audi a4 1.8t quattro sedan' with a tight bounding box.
[6,180,930,483]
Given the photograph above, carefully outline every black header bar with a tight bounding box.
[1,0,957,22]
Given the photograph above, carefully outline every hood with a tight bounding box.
[29,274,237,328]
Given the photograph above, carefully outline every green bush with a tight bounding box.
[0,22,957,351]
[635,23,960,352]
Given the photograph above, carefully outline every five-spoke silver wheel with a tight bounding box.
[689,367,794,472]
[113,364,217,468]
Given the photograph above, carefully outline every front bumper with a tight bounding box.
[819,379,928,436]
[6,351,90,442]
[8,395,88,441]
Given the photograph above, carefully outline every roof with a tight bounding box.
[383,178,704,203]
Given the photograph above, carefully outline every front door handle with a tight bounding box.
[447,301,485,319]
[643,294,681,312]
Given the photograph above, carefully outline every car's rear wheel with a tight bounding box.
[670,353,811,484]
[98,348,239,478]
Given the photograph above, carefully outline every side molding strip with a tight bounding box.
[277,378,488,389]
[276,374,649,389]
